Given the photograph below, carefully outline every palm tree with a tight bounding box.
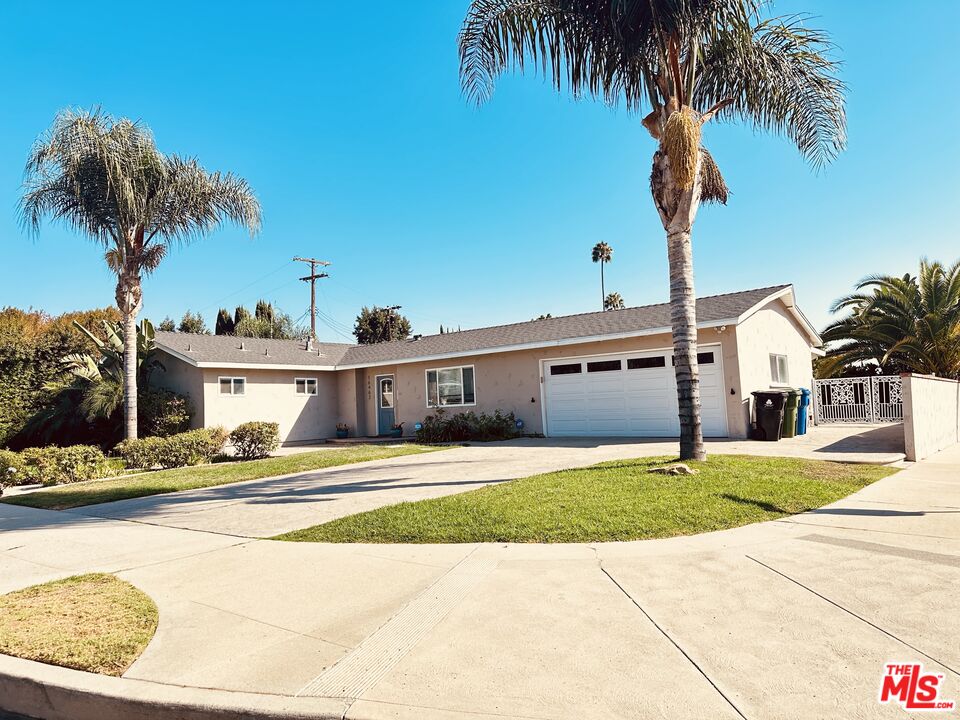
[821,260,960,379]
[604,292,625,310]
[459,0,845,459]
[591,242,613,309]
[22,109,261,439]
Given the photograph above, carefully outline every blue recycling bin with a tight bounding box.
[796,387,811,435]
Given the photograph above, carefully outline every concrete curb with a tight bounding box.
[0,655,348,720]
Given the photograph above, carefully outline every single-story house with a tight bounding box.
[153,284,822,443]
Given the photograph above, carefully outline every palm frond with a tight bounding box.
[694,14,846,167]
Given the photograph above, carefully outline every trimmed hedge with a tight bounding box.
[229,422,280,460]
[415,409,521,443]
[115,427,227,469]
[0,445,114,487]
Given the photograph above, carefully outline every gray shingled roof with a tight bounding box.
[337,285,791,367]
[154,285,791,369]
[155,332,353,367]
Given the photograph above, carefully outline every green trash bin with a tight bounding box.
[781,389,801,439]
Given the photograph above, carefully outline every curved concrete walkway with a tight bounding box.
[1,437,951,720]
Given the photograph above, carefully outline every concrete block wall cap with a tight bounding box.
[0,654,348,720]
[900,372,960,383]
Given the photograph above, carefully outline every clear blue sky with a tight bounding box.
[2,1,958,341]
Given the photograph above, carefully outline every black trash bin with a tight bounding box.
[752,390,789,441]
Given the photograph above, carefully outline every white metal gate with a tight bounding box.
[813,376,903,424]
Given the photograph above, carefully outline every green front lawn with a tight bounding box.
[2,444,441,511]
[275,455,896,544]
[0,574,158,676]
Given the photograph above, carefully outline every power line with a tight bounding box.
[197,260,295,313]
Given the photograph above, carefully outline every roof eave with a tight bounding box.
[333,318,739,370]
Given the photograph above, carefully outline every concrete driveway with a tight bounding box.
[0,439,954,720]
[67,424,906,538]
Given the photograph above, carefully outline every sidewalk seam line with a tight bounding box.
[186,598,353,650]
[745,555,959,677]
[595,557,748,720]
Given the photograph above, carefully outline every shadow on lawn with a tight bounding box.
[718,494,790,514]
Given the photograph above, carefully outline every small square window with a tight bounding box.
[770,354,789,384]
[295,378,318,395]
[219,377,245,395]
[550,363,582,375]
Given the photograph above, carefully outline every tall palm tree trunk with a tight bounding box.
[652,149,706,460]
[601,263,606,309]
[116,267,142,440]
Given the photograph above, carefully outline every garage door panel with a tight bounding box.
[544,349,726,438]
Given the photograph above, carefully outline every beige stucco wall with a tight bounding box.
[902,374,960,461]
[154,352,340,443]
[732,300,816,436]
[355,329,744,437]
[153,351,206,428]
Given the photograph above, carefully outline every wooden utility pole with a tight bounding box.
[293,257,330,341]
[384,305,401,342]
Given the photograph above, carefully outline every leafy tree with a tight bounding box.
[13,318,171,449]
[215,308,235,335]
[157,316,176,332]
[354,306,412,344]
[820,260,960,379]
[22,108,261,440]
[0,306,119,446]
[178,310,209,334]
[234,305,251,326]
[592,242,613,310]
[230,300,301,339]
[459,0,846,459]
[534,313,553,320]
[604,292,625,310]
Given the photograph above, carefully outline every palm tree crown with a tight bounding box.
[821,260,960,379]
[459,0,846,460]
[21,108,262,438]
[459,0,845,169]
[591,241,612,264]
[604,292,625,310]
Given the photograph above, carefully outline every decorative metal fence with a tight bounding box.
[813,376,903,424]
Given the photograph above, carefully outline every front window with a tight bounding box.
[295,378,318,395]
[219,377,245,395]
[770,354,789,384]
[426,366,475,407]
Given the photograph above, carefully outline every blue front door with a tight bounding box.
[377,375,395,435]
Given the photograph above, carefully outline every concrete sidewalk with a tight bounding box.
[65,424,905,538]
[1,439,950,720]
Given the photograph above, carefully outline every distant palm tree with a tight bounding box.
[22,109,261,439]
[604,292,625,310]
[591,242,613,309]
[459,0,845,459]
[821,260,960,378]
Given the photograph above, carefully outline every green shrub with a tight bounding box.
[415,409,520,443]
[0,449,24,487]
[138,389,193,437]
[114,436,166,470]
[114,427,227,469]
[229,421,280,460]
[4,445,113,486]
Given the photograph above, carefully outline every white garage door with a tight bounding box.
[543,346,727,437]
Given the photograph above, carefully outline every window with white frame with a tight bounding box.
[426,366,475,407]
[769,354,789,384]
[295,378,318,395]
[219,377,245,396]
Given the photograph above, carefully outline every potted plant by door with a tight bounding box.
[335,423,349,439]
[389,422,404,439]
